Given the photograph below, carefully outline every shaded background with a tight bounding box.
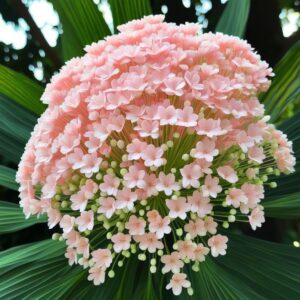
[0,0,299,250]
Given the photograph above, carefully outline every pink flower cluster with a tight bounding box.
[17,15,295,296]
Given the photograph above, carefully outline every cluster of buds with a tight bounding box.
[17,16,295,296]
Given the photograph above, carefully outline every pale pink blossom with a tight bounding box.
[88,266,105,285]
[166,197,190,219]
[208,234,228,257]
[60,215,75,233]
[47,208,61,229]
[249,206,265,230]
[180,163,202,188]
[141,144,164,167]
[92,249,112,268]
[70,191,88,212]
[202,175,222,198]
[204,216,217,234]
[184,219,206,238]
[166,273,191,296]
[217,165,238,183]
[111,233,131,253]
[135,233,164,253]
[226,188,248,208]
[194,243,209,262]
[161,251,184,274]
[158,105,177,125]
[149,215,171,239]
[65,247,77,266]
[98,197,115,219]
[187,191,212,217]
[248,146,266,163]
[125,215,146,235]
[177,240,196,260]
[115,187,137,210]
[176,106,198,127]
[127,139,147,160]
[124,165,145,188]
[76,236,90,258]
[196,118,227,138]
[76,210,94,232]
[156,172,180,196]
[99,174,120,196]
[194,138,219,162]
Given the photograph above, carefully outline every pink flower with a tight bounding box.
[125,215,146,235]
[161,251,184,274]
[126,139,147,160]
[180,163,202,188]
[187,191,212,217]
[88,266,105,285]
[248,146,266,163]
[135,233,164,253]
[115,187,137,210]
[194,138,219,162]
[176,106,198,127]
[196,118,226,138]
[158,105,177,125]
[208,234,228,257]
[98,197,115,219]
[241,183,264,208]
[47,208,61,229]
[156,172,180,196]
[217,165,238,183]
[92,249,112,268]
[60,215,75,233]
[204,216,217,234]
[149,215,171,239]
[141,144,164,167]
[99,174,120,196]
[80,153,102,177]
[166,197,189,219]
[76,210,94,232]
[236,131,254,153]
[202,175,222,198]
[184,219,206,238]
[162,75,186,96]
[249,206,265,230]
[124,165,145,188]
[111,233,131,253]
[65,247,77,266]
[166,273,191,296]
[194,243,209,262]
[81,179,98,199]
[147,209,161,223]
[70,191,88,212]
[76,236,90,258]
[226,188,247,208]
[177,240,196,260]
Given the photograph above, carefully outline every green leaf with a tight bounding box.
[0,65,45,115]
[0,166,18,191]
[264,192,300,219]
[215,0,250,37]
[261,41,300,123]
[0,201,46,234]
[51,0,111,61]
[217,233,300,299]
[0,94,36,163]
[108,0,152,31]
[0,239,65,268]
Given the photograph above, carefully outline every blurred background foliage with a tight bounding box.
[0,0,299,253]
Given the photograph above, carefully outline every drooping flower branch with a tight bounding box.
[17,15,295,296]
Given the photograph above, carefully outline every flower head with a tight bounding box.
[16,15,295,296]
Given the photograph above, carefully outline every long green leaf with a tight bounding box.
[51,0,111,61]
[0,94,36,163]
[0,201,46,234]
[0,239,65,268]
[215,0,250,37]
[0,166,18,191]
[264,192,300,219]
[108,0,152,32]
[261,41,300,123]
[217,233,300,299]
[0,65,45,115]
